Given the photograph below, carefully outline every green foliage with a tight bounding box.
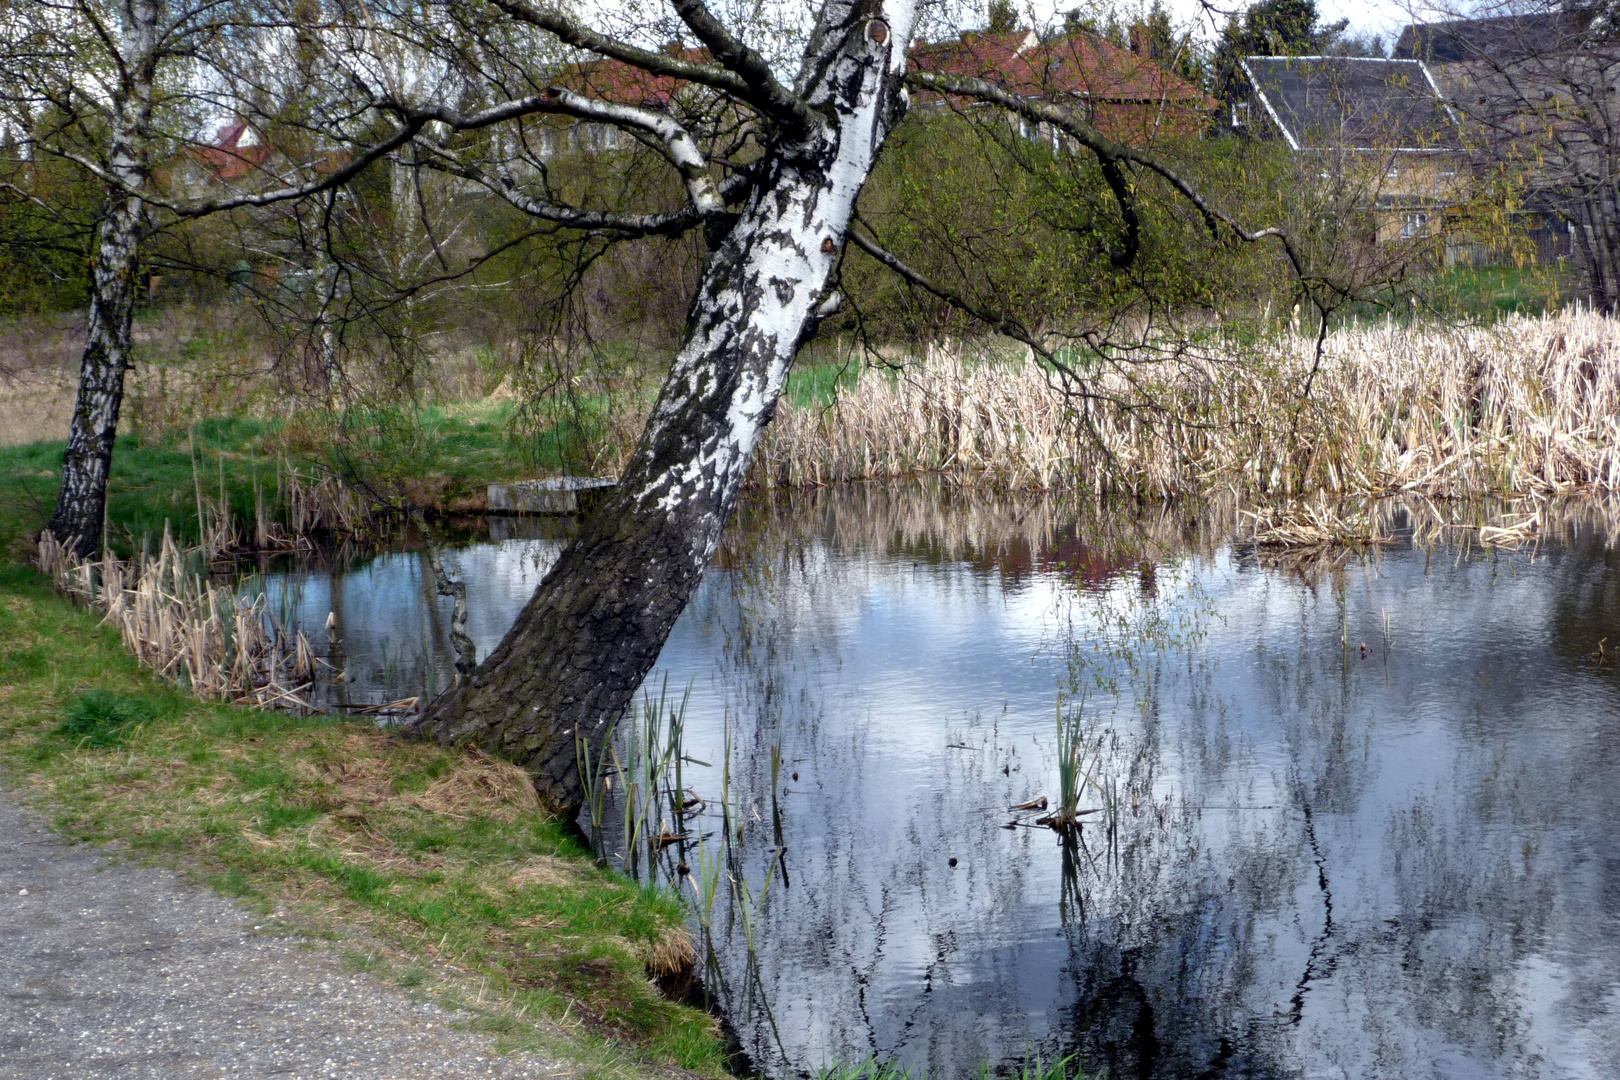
[987,0,1018,35]
[847,110,1308,343]
[58,690,160,748]
[0,121,98,316]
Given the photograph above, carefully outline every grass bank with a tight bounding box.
[0,405,543,556]
[0,358,863,558]
[0,561,732,1077]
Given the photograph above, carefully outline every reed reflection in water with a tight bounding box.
[250,488,1620,1080]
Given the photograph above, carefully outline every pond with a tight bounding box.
[246,487,1620,1080]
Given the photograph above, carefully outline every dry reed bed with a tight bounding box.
[761,310,1620,499]
[729,482,1235,567]
[37,528,320,710]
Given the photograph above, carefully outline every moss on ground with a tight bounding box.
[0,561,730,1078]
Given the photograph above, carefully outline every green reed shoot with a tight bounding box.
[576,717,620,864]
[606,675,697,879]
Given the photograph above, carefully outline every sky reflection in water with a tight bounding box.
[253,490,1620,1080]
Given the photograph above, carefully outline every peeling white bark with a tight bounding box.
[635,0,919,538]
[47,0,158,557]
[417,1,925,811]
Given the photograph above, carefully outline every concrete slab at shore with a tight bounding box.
[486,477,616,514]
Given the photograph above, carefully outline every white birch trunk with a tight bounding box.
[413,0,920,813]
[47,0,159,557]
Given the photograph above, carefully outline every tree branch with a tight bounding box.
[419,154,708,239]
[406,86,722,214]
[670,0,821,137]
[482,0,816,133]
[906,69,1320,283]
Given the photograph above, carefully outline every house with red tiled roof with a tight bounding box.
[191,120,270,181]
[910,27,1215,145]
[164,119,278,196]
[532,30,1211,164]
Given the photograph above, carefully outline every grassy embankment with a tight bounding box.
[0,402,766,1071]
[1,407,529,555]
[0,557,732,1076]
[0,358,856,556]
[0,354,869,1076]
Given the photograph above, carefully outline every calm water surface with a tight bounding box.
[249,489,1620,1080]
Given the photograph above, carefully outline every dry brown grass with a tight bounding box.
[37,525,320,708]
[762,310,1620,499]
[642,925,697,978]
[506,855,581,890]
[409,750,539,821]
[1243,502,1392,547]
[0,317,79,447]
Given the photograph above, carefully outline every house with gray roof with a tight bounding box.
[1390,10,1615,268]
[1234,55,1467,246]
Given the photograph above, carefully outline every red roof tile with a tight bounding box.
[912,29,1212,107]
[188,120,269,181]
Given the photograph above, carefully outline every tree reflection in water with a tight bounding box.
[246,489,1620,1078]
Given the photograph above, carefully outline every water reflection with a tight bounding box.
[249,489,1620,1079]
[245,517,571,709]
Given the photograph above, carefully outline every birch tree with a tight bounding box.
[13,0,1323,812]
[378,0,1334,815]
[0,0,492,557]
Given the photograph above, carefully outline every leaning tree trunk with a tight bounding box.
[46,194,144,559]
[410,4,916,815]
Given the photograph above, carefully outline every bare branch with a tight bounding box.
[406,86,723,214]
[671,0,821,137]
[40,113,433,224]
[419,153,707,239]
[482,0,817,134]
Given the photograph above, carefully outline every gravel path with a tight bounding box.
[0,786,576,1080]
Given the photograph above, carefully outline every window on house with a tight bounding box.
[1232,101,1251,128]
[1401,211,1430,239]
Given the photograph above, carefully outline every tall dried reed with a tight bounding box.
[37,526,319,710]
[761,310,1620,499]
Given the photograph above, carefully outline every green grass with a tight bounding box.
[1431,264,1575,319]
[57,689,163,749]
[0,402,557,556]
[0,357,878,559]
[785,360,863,408]
[0,561,730,1078]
